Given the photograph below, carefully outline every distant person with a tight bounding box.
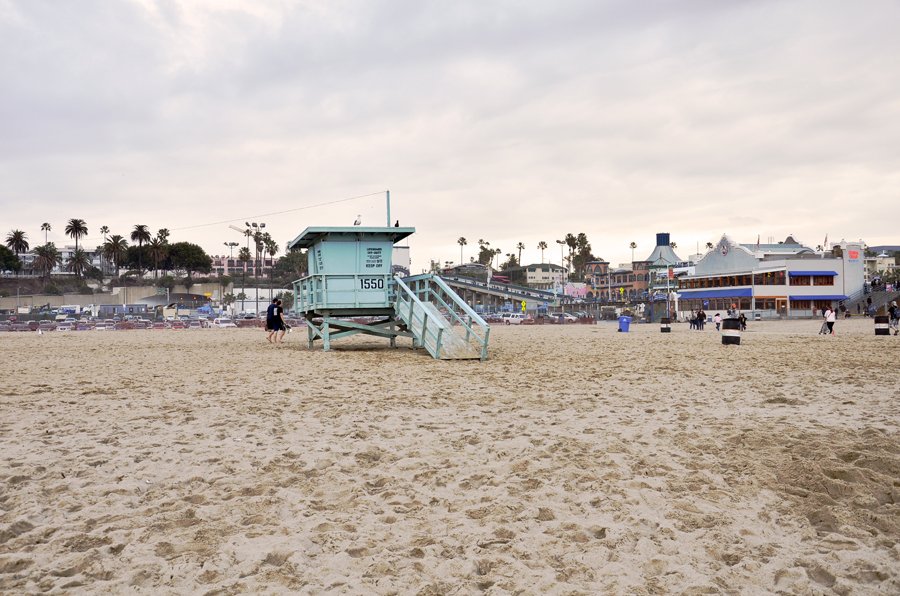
[689,309,697,330]
[825,306,836,335]
[714,313,722,331]
[889,301,899,336]
[697,308,707,330]
[856,303,860,315]
[738,313,747,331]
[818,307,830,335]
[266,298,287,343]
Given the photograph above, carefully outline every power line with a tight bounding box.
[170,190,387,232]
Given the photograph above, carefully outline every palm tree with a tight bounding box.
[629,241,637,262]
[6,230,29,278]
[5,230,29,257]
[265,237,279,300]
[157,228,170,244]
[238,246,251,310]
[65,219,88,253]
[40,222,51,244]
[130,224,152,276]
[147,237,167,278]
[493,248,501,269]
[103,235,128,277]
[537,241,548,263]
[32,243,62,279]
[66,248,91,278]
[457,237,467,265]
[670,241,678,250]
[99,225,110,275]
[516,242,525,264]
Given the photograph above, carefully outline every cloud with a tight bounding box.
[1,0,897,268]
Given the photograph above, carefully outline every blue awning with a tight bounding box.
[788,270,837,276]
[789,295,847,301]
[677,288,752,300]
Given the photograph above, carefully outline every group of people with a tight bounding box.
[687,309,747,331]
[265,298,288,343]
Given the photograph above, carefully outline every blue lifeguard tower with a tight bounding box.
[287,226,490,360]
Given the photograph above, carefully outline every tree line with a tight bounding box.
[454,233,597,281]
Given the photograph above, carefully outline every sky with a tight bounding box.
[2,0,898,272]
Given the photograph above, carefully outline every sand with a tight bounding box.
[1,318,898,594]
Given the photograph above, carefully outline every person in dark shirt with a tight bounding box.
[266,298,286,343]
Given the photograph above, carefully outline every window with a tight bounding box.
[791,276,811,286]
[813,276,834,286]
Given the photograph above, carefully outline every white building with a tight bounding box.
[675,235,865,317]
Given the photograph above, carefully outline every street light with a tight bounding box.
[245,222,266,313]
[556,240,566,300]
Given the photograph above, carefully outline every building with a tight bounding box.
[211,255,276,278]
[675,235,865,317]
[502,263,566,289]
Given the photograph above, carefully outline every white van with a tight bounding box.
[505,313,526,325]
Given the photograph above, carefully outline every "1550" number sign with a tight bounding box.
[359,278,385,290]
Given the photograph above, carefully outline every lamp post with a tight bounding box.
[556,240,566,300]
[246,222,266,314]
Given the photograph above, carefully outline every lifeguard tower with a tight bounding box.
[287,226,490,360]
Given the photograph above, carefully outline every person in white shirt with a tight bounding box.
[825,307,836,335]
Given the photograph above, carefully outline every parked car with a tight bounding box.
[213,318,237,328]
[556,312,578,323]
[505,313,527,325]
[171,320,187,330]
[187,320,203,330]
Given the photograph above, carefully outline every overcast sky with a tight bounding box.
[2,0,898,271]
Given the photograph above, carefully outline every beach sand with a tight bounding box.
[1,318,898,594]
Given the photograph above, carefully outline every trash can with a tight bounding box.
[618,316,632,333]
[660,317,671,333]
[874,315,889,336]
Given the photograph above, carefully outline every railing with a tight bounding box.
[402,274,490,360]
[393,276,448,359]
[441,275,558,302]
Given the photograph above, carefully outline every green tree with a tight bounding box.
[65,218,88,252]
[0,245,21,274]
[275,290,294,311]
[41,222,51,243]
[130,224,152,275]
[265,236,279,292]
[273,248,307,281]
[157,275,177,291]
[501,253,518,270]
[147,237,167,278]
[32,243,62,279]
[476,239,493,265]
[516,242,525,264]
[157,228,170,244]
[103,235,129,277]
[66,248,91,278]
[5,230,28,276]
[168,242,212,278]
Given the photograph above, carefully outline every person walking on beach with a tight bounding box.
[889,301,899,335]
[266,298,287,343]
[697,308,706,330]
[714,313,722,331]
[738,312,747,331]
[825,306,836,335]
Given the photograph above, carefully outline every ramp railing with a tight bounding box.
[401,274,490,360]
[393,276,450,359]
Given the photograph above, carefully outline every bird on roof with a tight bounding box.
[394,220,399,227]
[353,215,361,226]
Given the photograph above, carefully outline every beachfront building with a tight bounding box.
[584,259,651,302]
[502,263,566,290]
[675,235,865,318]
[211,255,277,278]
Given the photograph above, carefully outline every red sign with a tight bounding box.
[667,268,674,279]
[848,250,859,259]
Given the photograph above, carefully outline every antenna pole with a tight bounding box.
[386,190,391,227]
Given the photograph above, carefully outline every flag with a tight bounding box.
[823,234,828,250]
[756,234,760,251]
